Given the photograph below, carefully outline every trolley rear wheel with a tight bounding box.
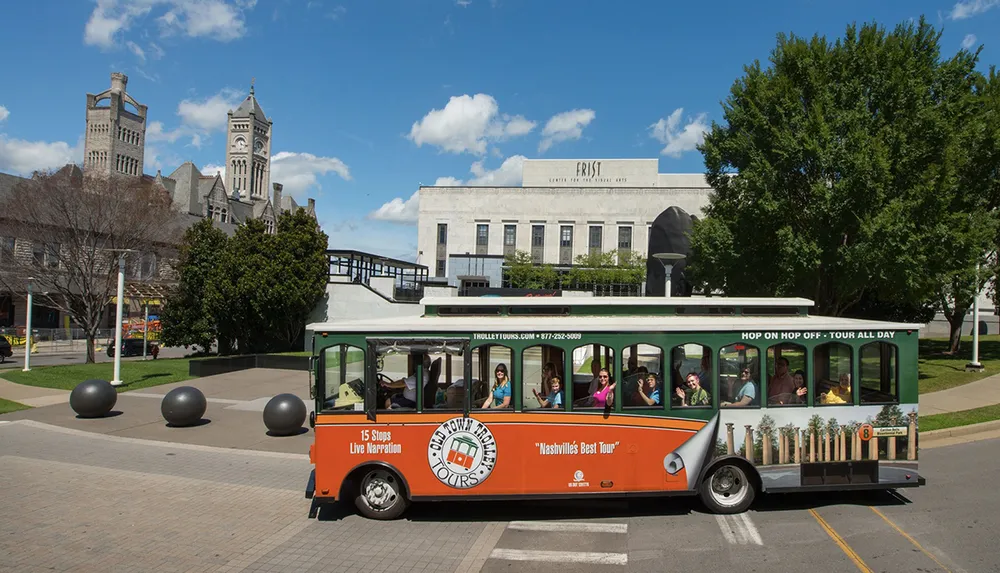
[700,461,756,514]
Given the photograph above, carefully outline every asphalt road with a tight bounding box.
[0,345,190,369]
[0,414,995,572]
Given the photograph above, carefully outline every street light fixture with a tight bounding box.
[967,260,985,372]
[22,276,34,372]
[652,253,686,298]
[108,249,137,386]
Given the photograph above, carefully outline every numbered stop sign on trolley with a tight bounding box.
[859,423,874,441]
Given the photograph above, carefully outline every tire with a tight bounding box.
[353,467,409,520]
[700,461,756,514]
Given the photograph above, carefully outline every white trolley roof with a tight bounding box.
[307,296,924,333]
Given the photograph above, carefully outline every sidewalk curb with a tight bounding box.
[920,420,1000,445]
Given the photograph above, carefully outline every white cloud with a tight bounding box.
[0,135,82,176]
[962,33,978,49]
[408,94,535,155]
[466,155,525,186]
[148,42,165,59]
[369,191,420,224]
[372,155,526,224]
[950,0,999,18]
[177,88,242,132]
[84,0,256,49]
[201,163,227,181]
[538,109,595,153]
[649,108,709,158]
[145,88,243,149]
[0,106,9,123]
[270,151,351,197]
[433,154,526,187]
[126,40,146,61]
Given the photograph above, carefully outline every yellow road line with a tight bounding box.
[808,509,873,573]
[869,507,953,573]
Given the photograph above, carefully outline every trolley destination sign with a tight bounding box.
[472,331,900,342]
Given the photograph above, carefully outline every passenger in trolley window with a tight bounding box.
[532,376,564,408]
[482,363,512,409]
[790,369,808,403]
[634,372,661,406]
[591,368,616,408]
[675,372,710,406]
[721,368,755,407]
[541,361,559,396]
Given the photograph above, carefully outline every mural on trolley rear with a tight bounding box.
[660,405,919,491]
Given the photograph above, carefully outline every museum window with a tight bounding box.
[503,225,516,257]
[559,225,573,265]
[860,342,898,404]
[618,226,632,253]
[560,226,573,247]
[436,259,446,277]
[531,225,544,264]
[476,224,489,255]
[437,223,448,246]
[588,225,602,255]
[532,225,545,247]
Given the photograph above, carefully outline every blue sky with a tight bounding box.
[0,0,997,261]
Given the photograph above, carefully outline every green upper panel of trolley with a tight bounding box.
[307,296,925,334]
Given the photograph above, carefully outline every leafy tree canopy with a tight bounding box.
[689,17,1000,317]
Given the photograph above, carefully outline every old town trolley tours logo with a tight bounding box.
[427,417,497,489]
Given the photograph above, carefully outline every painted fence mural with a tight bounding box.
[710,404,919,489]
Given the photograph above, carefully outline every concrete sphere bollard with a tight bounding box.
[263,393,307,436]
[69,379,118,418]
[160,386,207,427]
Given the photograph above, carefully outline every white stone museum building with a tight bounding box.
[415,158,713,287]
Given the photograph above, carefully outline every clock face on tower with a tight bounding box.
[254,140,264,154]
[234,136,246,151]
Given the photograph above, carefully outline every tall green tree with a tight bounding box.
[270,209,329,348]
[159,219,226,354]
[689,18,998,335]
[206,219,275,354]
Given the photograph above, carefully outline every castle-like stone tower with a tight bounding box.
[225,82,272,201]
[84,72,147,177]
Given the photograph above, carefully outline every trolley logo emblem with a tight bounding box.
[428,417,497,489]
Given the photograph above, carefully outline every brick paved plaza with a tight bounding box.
[2,368,999,573]
[0,370,495,573]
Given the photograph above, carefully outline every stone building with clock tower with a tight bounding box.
[224,83,272,202]
[147,80,316,236]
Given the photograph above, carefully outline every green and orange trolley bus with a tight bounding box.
[304,296,924,519]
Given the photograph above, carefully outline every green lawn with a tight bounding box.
[0,397,31,415]
[921,403,1000,432]
[2,358,194,392]
[918,335,1000,394]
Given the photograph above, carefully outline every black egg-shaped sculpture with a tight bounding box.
[161,386,207,427]
[263,393,307,436]
[70,379,118,418]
